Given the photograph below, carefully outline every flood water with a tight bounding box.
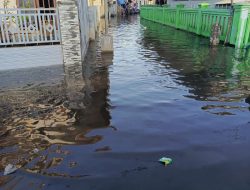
[1,16,250,190]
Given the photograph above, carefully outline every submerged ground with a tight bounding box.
[0,16,250,190]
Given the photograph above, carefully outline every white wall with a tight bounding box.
[0,0,17,8]
[167,0,250,8]
[167,0,217,8]
[88,6,99,40]
[89,0,105,17]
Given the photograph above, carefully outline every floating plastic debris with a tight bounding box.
[69,161,77,168]
[158,157,172,166]
[33,148,39,153]
[4,164,18,175]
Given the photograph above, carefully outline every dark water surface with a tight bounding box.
[1,16,250,190]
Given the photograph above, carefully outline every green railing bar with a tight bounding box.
[141,3,250,48]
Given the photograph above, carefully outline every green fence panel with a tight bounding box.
[243,12,250,47]
[141,4,250,48]
[234,4,250,48]
[199,9,231,41]
[178,9,198,33]
[244,13,250,47]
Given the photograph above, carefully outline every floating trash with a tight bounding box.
[33,148,39,154]
[4,164,18,175]
[69,161,77,168]
[158,157,172,166]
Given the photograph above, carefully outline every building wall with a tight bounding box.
[89,6,99,40]
[1,0,97,67]
[0,0,17,8]
[17,0,35,8]
[167,0,217,8]
[167,0,250,8]
[0,0,37,8]
[0,0,58,9]
[89,0,105,17]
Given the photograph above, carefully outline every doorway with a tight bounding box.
[36,0,56,8]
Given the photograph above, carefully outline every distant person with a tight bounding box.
[117,0,126,15]
[156,0,166,5]
[159,0,165,5]
[117,0,126,9]
[245,96,250,104]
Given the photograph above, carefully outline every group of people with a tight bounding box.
[155,0,167,5]
[117,0,140,15]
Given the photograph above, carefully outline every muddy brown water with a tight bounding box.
[0,16,250,190]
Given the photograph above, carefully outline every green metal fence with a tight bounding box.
[141,4,250,48]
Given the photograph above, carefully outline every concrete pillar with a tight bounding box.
[57,0,82,65]
[101,0,113,53]
[64,63,86,110]
[56,0,86,109]
[89,6,98,41]
[109,1,117,17]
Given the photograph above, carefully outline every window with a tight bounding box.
[16,0,56,8]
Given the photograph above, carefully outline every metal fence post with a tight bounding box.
[196,8,202,35]
[175,7,180,29]
[175,4,184,29]
[230,4,250,48]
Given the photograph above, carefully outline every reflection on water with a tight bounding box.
[0,39,112,180]
[0,16,250,190]
[141,19,250,115]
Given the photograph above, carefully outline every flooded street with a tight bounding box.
[1,16,250,190]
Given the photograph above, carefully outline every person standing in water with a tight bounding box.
[117,0,126,13]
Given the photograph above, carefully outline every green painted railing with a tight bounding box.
[141,4,250,48]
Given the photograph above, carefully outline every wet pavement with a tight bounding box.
[0,16,250,190]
